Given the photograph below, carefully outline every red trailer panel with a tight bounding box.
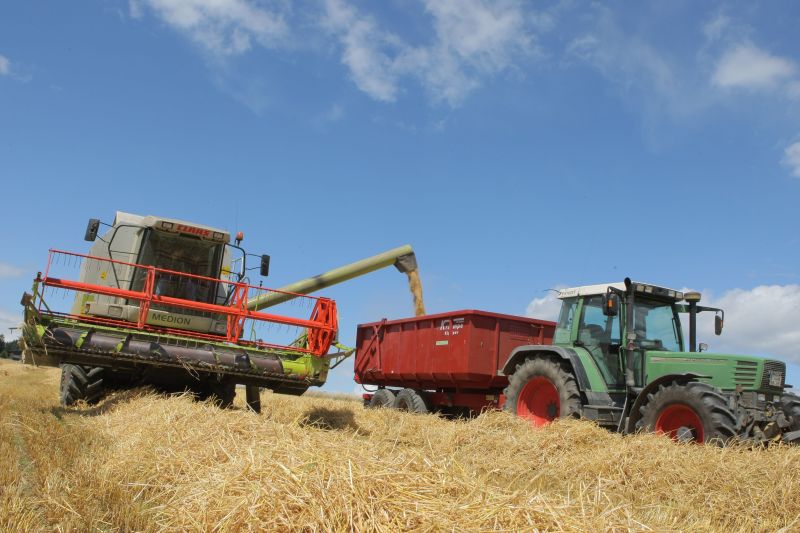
[355,310,556,393]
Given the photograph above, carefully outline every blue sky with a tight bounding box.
[1,0,799,393]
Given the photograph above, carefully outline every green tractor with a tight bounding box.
[503,278,800,444]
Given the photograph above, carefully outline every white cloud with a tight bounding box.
[783,142,800,178]
[525,291,562,322]
[703,13,730,42]
[712,43,797,90]
[693,285,800,364]
[0,262,24,278]
[321,0,401,102]
[136,0,288,56]
[0,54,10,76]
[526,285,800,365]
[322,0,535,106]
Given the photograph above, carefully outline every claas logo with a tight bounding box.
[176,224,211,238]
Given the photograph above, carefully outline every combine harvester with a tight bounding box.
[357,279,800,444]
[20,212,419,412]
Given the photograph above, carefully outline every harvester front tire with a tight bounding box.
[394,388,428,413]
[504,357,582,426]
[637,381,737,445]
[368,388,396,409]
[780,393,800,432]
[60,364,105,406]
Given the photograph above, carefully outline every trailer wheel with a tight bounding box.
[394,388,428,414]
[60,364,105,406]
[637,381,737,444]
[780,393,800,431]
[368,389,396,409]
[504,358,581,427]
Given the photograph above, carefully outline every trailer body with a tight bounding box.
[355,310,555,413]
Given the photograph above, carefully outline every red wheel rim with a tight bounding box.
[655,404,705,443]
[516,377,560,427]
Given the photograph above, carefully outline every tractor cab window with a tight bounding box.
[578,295,623,386]
[131,229,223,304]
[633,299,681,352]
[554,297,578,344]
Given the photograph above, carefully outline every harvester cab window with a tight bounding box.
[578,296,622,386]
[633,299,681,352]
[132,229,223,304]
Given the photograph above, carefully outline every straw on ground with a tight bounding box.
[1,359,799,532]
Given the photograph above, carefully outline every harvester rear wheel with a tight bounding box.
[780,393,800,432]
[504,358,582,427]
[637,381,737,445]
[394,388,428,413]
[368,388,395,408]
[60,364,105,406]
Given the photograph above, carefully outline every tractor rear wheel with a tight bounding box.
[60,364,105,406]
[780,393,800,432]
[504,358,582,427]
[637,381,737,444]
[393,388,428,413]
[368,388,396,408]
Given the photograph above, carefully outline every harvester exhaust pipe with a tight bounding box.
[247,245,422,313]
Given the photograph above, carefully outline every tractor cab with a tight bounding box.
[554,280,722,389]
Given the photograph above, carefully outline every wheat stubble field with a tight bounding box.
[1,359,800,532]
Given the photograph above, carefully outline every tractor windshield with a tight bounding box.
[131,229,223,303]
[633,298,681,352]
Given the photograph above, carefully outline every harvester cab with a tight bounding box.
[502,278,800,444]
[76,212,257,335]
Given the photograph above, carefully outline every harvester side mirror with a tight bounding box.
[715,314,723,336]
[260,255,270,277]
[84,218,100,241]
[602,293,619,317]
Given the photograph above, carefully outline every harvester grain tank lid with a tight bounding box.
[557,281,684,300]
[113,211,231,244]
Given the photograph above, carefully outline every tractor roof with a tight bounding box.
[558,281,685,301]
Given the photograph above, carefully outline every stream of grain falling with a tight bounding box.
[406,269,426,316]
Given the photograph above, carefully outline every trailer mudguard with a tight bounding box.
[624,372,708,434]
[501,345,591,392]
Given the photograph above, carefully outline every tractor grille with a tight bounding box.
[734,360,758,388]
[760,360,786,390]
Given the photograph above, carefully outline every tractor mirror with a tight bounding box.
[602,293,619,317]
[260,255,270,277]
[84,218,100,241]
[714,314,723,335]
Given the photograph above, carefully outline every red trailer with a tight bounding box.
[355,310,556,415]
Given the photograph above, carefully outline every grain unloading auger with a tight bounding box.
[19,212,420,412]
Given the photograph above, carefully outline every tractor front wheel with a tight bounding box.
[780,393,800,432]
[637,381,737,444]
[504,358,582,427]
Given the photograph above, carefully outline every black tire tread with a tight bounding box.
[780,393,800,431]
[60,364,106,406]
[368,389,396,409]
[503,356,582,420]
[394,388,428,413]
[637,380,737,444]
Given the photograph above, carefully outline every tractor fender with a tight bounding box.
[625,373,709,434]
[501,345,591,392]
